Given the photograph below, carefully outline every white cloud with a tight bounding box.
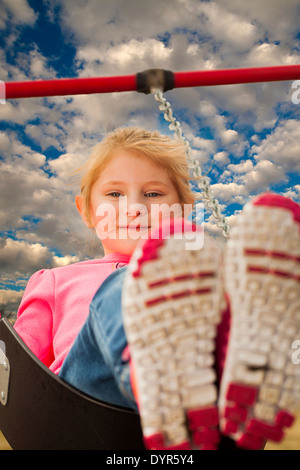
[213,158,286,202]
[246,42,300,68]
[239,160,286,192]
[59,0,198,47]
[47,152,87,182]
[228,160,254,174]
[1,0,37,26]
[283,185,300,202]
[219,0,300,46]
[106,39,172,69]
[252,120,300,173]
[0,131,97,262]
[219,128,239,145]
[197,100,247,157]
[211,181,246,204]
[76,39,173,77]
[199,2,258,53]
[52,254,79,267]
[0,238,50,276]
[0,288,24,313]
[214,151,230,166]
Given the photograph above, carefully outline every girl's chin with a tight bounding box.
[101,237,145,256]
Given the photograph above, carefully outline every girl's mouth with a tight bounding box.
[118,226,151,229]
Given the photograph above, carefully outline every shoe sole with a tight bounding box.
[219,204,300,449]
[122,222,224,450]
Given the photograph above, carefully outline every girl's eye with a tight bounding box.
[145,192,162,197]
[107,192,122,197]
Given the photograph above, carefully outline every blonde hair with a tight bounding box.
[78,126,197,227]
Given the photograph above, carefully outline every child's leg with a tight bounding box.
[122,219,225,450]
[219,193,300,449]
[59,267,138,411]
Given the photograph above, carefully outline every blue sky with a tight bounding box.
[0,0,299,312]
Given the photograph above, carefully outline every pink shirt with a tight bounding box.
[14,253,131,374]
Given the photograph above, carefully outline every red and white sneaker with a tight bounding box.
[122,219,224,450]
[219,193,300,450]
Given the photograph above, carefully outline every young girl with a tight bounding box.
[14,126,300,450]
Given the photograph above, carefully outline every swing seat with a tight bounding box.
[0,318,145,450]
[0,318,245,451]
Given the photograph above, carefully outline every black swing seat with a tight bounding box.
[0,318,145,450]
[0,318,245,451]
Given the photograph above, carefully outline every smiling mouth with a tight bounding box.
[118,226,151,229]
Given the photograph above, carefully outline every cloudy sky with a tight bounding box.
[0,0,300,312]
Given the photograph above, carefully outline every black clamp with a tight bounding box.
[136,68,174,94]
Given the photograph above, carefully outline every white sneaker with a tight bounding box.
[122,219,224,450]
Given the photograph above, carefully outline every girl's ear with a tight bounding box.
[75,194,90,227]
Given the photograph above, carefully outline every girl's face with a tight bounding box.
[84,149,182,256]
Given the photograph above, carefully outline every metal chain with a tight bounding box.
[152,88,230,237]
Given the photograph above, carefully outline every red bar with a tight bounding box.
[5,74,137,99]
[3,65,300,99]
[174,65,300,88]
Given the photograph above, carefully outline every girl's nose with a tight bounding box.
[119,196,148,217]
[124,204,147,217]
